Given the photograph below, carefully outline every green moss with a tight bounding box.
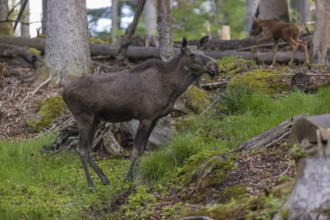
[228,69,291,95]
[180,151,241,205]
[180,151,237,190]
[217,56,257,77]
[0,23,14,35]
[218,185,248,204]
[183,86,211,114]
[26,96,65,132]
[28,48,42,55]
[89,37,110,44]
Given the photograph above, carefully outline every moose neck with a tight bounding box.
[164,54,200,96]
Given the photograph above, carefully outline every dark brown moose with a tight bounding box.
[63,36,219,187]
[251,16,309,65]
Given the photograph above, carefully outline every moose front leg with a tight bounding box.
[125,119,156,182]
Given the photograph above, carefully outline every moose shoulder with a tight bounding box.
[63,36,219,187]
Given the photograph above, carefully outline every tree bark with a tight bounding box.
[246,0,259,33]
[0,0,13,35]
[258,0,290,21]
[157,0,175,61]
[19,0,29,37]
[41,0,47,35]
[111,0,118,43]
[291,0,310,24]
[145,0,157,36]
[45,0,92,84]
[312,0,330,64]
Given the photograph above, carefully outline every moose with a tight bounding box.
[251,16,310,65]
[63,36,219,187]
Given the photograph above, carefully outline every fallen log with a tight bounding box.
[0,43,42,64]
[237,114,305,152]
[0,36,307,64]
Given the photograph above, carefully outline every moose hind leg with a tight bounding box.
[77,125,95,187]
[87,120,110,185]
[272,39,279,66]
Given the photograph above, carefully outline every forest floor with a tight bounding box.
[1,56,330,219]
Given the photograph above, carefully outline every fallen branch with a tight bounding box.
[18,74,51,106]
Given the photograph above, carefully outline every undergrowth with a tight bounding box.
[0,136,131,219]
[136,86,330,185]
[2,86,330,219]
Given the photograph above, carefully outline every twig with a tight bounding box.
[276,164,291,178]
[19,74,51,106]
[6,0,25,20]
[264,130,291,148]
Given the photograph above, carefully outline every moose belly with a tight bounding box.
[96,106,138,122]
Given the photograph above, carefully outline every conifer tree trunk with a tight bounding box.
[258,0,290,21]
[312,0,330,64]
[0,0,13,35]
[157,0,174,61]
[111,0,118,42]
[44,0,92,85]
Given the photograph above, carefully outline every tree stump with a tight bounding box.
[274,114,330,220]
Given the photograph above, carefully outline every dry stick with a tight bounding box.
[19,74,52,106]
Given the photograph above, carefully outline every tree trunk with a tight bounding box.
[145,0,157,36]
[246,0,259,32]
[45,0,92,85]
[41,0,47,35]
[312,0,330,64]
[157,0,175,61]
[111,0,118,43]
[0,0,13,35]
[117,0,146,62]
[258,0,290,21]
[291,0,310,24]
[19,0,30,37]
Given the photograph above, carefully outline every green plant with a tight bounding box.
[218,84,256,116]
[119,186,157,219]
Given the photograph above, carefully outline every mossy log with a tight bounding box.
[0,43,42,65]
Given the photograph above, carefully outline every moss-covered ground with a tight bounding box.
[2,57,330,219]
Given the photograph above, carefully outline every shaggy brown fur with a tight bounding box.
[251,16,309,65]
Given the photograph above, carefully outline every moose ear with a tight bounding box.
[197,36,209,49]
[181,37,188,51]
[252,16,259,23]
